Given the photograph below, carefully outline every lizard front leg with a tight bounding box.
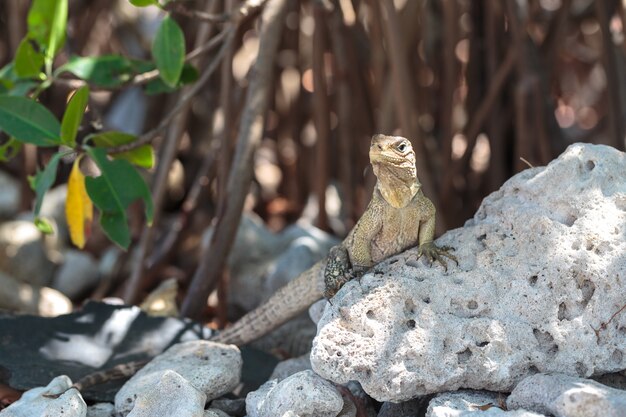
[417,215,458,270]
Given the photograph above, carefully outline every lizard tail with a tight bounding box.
[211,261,325,346]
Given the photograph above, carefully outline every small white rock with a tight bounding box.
[115,341,241,415]
[269,354,312,381]
[203,409,231,417]
[0,375,86,417]
[507,373,626,417]
[246,370,345,417]
[126,370,206,417]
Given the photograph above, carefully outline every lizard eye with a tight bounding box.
[397,142,407,152]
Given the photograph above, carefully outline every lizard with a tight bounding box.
[210,133,456,346]
[44,134,455,396]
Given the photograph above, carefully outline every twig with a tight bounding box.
[165,3,230,23]
[109,28,236,155]
[181,0,291,320]
[123,1,230,304]
[312,2,330,231]
[594,0,625,151]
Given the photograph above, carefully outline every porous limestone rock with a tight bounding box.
[126,370,206,417]
[246,370,353,417]
[0,375,86,417]
[311,143,626,401]
[115,341,241,415]
[507,373,626,417]
[426,391,545,417]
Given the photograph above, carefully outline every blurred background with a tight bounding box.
[0,0,625,320]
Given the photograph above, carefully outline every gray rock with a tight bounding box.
[0,375,86,417]
[86,403,115,417]
[205,213,338,356]
[427,391,545,417]
[115,341,241,415]
[246,370,349,417]
[0,171,20,219]
[507,373,626,417]
[52,250,99,299]
[204,409,231,417]
[270,355,312,381]
[378,397,429,417]
[311,144,626,401]
[209,398,244,417]
[0,220,55,286]
[126,370,206,417]
[0,270,71,316]
[216,214,338,314]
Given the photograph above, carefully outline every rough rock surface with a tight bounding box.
[0,375,86,417]
[126,370,206,417]
[311,144,626,401]
[507,373,626,417]
[246,370,352,417]
[203,409,232,417]
[426,391,545,417]
[115,341,241,415]
[52,250,99,299]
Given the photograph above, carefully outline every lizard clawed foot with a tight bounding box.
[417,242,458,271]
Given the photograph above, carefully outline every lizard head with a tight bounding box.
[369,134,420,208]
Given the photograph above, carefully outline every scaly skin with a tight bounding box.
[211,134,456,346]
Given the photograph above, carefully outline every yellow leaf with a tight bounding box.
[66,158,93,249]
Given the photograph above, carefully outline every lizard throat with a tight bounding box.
[373,163,420,208]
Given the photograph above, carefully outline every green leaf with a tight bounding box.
[130,0,158,6]
[57,55,136,88]
[0,138,22,162]
[0,95,61,146]
[34,217,54,234]
[27,0,68,68]
[144,63,198,95]
[14,38,44,78]
[90,131,154,168]
[60,86,89,147]
[152,16,185,87]
[84,147,153,249]
[30,152,62,216]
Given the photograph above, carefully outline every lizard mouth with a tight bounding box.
[369,149,408,166]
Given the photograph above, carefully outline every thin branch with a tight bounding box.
[181,0,291,320]
[165,3,230,23]
[108,29,236,155]
[123,1,229,304]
